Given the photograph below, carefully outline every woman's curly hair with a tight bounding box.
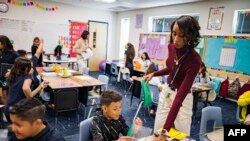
[170,15,201,48]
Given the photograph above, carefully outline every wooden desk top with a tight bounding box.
[42,76,82,89]
[134,67,146,73]
[106,61,124,67]
[42,73,105,89]
[72,75,105,87]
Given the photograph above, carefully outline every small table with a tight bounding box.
[41,73,105,105]
[43,58,77,69]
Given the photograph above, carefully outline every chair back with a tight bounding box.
[149,84,159,104]
[79,117,93,141]
[98,75,109,91]
[120,67,131,81]
[83,67,89,75]
[199,106,223,141]
[54,88,79,113]
[110,63,118,76]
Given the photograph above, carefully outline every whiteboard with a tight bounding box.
[219,47,236,67]
[0,18,69,54]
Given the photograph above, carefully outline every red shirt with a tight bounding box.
[154,43,202,131]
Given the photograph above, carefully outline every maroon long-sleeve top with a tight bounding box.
[154,43,202,131]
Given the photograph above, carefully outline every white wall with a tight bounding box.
[117,0,250,58]
[0,0,118,60]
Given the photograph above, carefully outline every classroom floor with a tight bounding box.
[0,71,238,141]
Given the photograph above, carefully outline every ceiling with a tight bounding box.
[48,0,206,12]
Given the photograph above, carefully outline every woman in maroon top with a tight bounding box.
[145,15,202,140]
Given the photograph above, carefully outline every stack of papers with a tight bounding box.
[75,75,92,80]
[158,128,188,140]
[41,72,57,77]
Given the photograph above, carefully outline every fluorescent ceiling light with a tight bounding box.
[95,0,116,3]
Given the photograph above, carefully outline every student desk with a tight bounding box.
[43,58,77,69]
[42,74,105,105]
[105,61,146,77]
[131,77,211,124]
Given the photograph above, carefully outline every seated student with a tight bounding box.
[16,39,44,91]
[198,62,210,86]
[145,63,161,87]
[140,52,151,68]
[145,64,162,116]
[8,98,65,141]
[31,37,43,67]
[5,57,49,122]
[54,45,62,59]
[90,90,142,141]
[237,91,250,125]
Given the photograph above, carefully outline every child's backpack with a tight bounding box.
[228,78,241,99]
[219,78,229,98]
[212,78,222,95]
[237,83,250,99]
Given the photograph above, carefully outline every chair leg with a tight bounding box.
[133,101,144,121]
[87,99,96,119]
[55,112,58,126]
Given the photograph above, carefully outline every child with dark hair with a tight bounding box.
[90,90,142,141]
[17,39,44,91]
[8,98,65,141]
[16,50,27,57]
[5,57,49,122]
[54,45,62,57]
[31,37,43,67]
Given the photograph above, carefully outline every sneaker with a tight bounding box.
[149,109,156,117]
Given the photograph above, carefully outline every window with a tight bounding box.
[150,14,199,32]
[233,9,250,34]
[119,18,130,59]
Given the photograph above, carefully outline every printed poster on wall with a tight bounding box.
[219,46,236,67]
[138,33,169,60]
[69,21,88,57]
[207,7,224,30]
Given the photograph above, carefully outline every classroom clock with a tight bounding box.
[0,2,9,13]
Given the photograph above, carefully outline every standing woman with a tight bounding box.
[124,43,135,77]
[73,30,90,72]
[31,37,43,67]
[144,15,202,139]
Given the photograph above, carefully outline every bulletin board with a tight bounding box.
[195,36,207,60]
[205,35,250,75]
[0,17,69,54]
[138,33,170,60]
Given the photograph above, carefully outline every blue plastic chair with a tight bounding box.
[199,106,223,141]
[79,117,93,141]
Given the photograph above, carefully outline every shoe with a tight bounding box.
[149,109,156,117]
[47,104,55,109]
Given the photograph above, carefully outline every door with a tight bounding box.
[88,21,108,71]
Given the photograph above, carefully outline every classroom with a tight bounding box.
[0,0,250,141]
